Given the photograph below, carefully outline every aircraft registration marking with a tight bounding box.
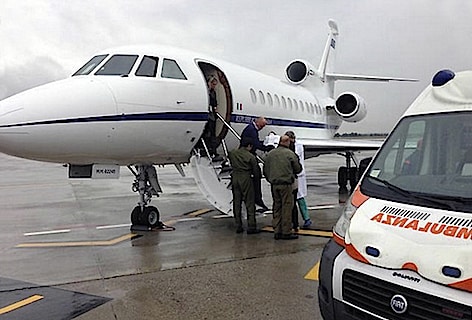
[0,294,44,315]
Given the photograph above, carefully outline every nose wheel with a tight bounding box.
[128,165,163,229]
[131,206,160,227]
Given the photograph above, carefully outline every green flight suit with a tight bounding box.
[263,145,302,235]
[228,147,261,230]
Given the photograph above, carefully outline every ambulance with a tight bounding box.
[318,70,472,319]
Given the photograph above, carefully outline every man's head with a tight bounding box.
[207,75,218,88]
[255,117,267,130]
[278,135,291,148]
[285,130,295,141]
[284,131,296,151]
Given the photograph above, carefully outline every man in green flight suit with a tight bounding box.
[228,137,261,234]
[263,135,302,240]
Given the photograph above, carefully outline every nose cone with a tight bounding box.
[0,77,117,161]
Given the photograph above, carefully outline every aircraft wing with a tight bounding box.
[297,137,384,158]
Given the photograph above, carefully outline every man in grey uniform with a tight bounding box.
[263,135,302,240]
[228,137,261,234]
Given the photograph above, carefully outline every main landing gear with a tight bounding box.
[128,165,163,228]
[337,151,358,194]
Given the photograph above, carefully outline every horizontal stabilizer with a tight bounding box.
[326,73,418,82]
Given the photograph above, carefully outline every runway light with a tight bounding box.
[432,69,455,87]
[365,246,380,257]
[442,266,461,278]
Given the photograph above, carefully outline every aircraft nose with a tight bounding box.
[0,77,117,159]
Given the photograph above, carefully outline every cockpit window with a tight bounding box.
[95,54,138,76]
[72,54,108,76]
[161,59,187,80]
[135,56,159,77]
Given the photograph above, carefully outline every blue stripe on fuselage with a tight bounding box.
[0,112,338,130]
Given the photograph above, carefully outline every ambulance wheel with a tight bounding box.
[338,166,348,193]
[141,206,160,227]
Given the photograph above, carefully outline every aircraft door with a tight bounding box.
[197,62,233,150]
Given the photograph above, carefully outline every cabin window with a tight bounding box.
[136,56,159,77]
[287,98,293,110]
[274,94,280,108]
[293,99,298,110]
[250,89,257,104]
[161,59,187,80]
[281,96,287,109]
[95,54,138,76]
[72,54,108,76]
[267,93,273,106]
[258,91,265,105]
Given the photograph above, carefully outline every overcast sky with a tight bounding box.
[1,0,471,133]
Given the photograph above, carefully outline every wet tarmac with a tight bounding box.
[0,151,374,319]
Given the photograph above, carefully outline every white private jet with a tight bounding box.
[0,20,415,228]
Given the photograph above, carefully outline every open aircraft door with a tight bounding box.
[190,62,235,215]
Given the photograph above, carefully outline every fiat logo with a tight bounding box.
[390,294,408,314]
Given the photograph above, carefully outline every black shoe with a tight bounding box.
[247,229,261,234]
[280,234,298,240]
[256,208,267,213]
[236,227,244,234]
[274,233,282,240]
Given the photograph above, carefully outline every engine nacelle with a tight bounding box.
[334,92,367,122]
[285,60,316,85]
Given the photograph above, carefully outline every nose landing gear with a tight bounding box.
[128,165,162,229]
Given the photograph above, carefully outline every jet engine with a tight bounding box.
[285,60,315,85]
[334,92,367,122]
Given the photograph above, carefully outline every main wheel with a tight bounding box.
[338,166,348,194]
[349,167,358,190]
[140,206,160,228]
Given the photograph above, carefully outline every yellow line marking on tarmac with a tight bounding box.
[304,261,320,281]
[261,226,333,238]
[187,208,212,217]
[15,233,136,248]
[0,294,44,315]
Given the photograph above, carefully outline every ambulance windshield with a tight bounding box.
[362,112,472,213]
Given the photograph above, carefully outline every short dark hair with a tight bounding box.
[285,130,295,139]
[240,137,253,148]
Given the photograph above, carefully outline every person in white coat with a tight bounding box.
[294,138,312,228]
[285,131,312,229]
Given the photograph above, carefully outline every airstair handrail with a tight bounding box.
[216,113,264,164]
[216,113,240,140]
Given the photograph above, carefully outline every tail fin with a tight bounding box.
[317,19,339,83]
[316,19,417,97]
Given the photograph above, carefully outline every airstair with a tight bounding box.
[190,114,264,216]
[190,148,233,215]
